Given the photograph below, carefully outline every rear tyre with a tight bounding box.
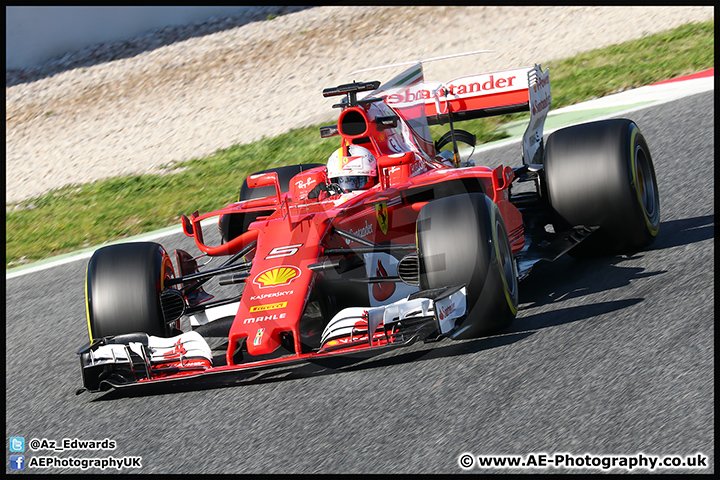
[544,119,660,257]
[417,193,518,339]
[85,242,175,341]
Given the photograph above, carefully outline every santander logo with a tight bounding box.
[386,68,528,107]
[438,303,457,321]
[161,340,187,359]
[532,96,551,115]
[531,69,551,115]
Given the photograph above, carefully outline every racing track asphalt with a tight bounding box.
[5,91,714,474]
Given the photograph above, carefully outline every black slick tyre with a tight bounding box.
[417,193,518,339]
[544,119,660,257]
[85,242,175,341]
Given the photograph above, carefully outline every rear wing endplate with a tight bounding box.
[522,65,551,166]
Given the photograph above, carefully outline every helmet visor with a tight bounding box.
[334,176,370,191]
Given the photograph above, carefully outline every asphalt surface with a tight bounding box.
[6,91,714,474]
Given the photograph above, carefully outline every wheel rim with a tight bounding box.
[160,253,177,333]
[635,144,658,222]
[495,219,517,299]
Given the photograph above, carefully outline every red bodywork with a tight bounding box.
[174,94,525,376]
[77,62,565,393]
[93,62,546,389]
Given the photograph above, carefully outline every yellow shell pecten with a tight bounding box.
[254,266,300,288]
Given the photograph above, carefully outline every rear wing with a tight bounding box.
[419,66,534,124]
[351,53,551,166]
[383,64,551,165]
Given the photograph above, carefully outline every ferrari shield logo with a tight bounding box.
[375,202,389,235]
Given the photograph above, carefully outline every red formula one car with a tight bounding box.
[76,54,660,393]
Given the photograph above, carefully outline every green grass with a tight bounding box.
[546,20,714,108]
[5,20,714,268]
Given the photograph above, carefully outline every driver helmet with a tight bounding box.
[327,144,377,191]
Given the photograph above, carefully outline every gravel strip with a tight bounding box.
[5,6,714,204]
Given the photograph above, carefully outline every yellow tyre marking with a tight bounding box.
[85,260,93,342]
[630,127,659,237]
[491,205,518,316]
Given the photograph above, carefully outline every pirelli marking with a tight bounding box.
[249,302,287,313]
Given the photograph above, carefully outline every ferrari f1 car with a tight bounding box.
[76,53,660,393]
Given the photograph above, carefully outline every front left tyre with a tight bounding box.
[85,242,175,341]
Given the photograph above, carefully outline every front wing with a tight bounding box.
[76,286,467,393]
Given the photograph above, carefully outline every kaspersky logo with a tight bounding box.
[253,266,301,289]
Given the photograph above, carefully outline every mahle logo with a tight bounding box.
[253,266,300,289]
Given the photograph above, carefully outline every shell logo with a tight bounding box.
[253,266,301,289]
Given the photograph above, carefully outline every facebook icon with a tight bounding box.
[10,455,25,470]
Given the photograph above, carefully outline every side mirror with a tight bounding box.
[246,172,281,204]
[377,152,416,188]
[181,214,194,236]
[376,115,398,130]
[246,172,279,189]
